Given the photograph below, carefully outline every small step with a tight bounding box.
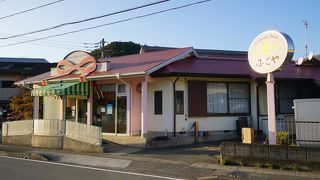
[102,140,123,153]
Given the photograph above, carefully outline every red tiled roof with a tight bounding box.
[18,47,320,84]
[152,56,320,81]
[18,47,192,83]
[90,47,191,76]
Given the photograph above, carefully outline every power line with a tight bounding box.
[0,33,84,46]
[0,0,171,40]
[0,0,212,48]
[0,33,84,48]
[0,0,64,20]
[5,37,85,49]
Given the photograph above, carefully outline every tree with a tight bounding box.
[8,87,33,120]
[90,41,141,59]
[0,104,14,126]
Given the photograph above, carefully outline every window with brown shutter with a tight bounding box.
[188,81,207,117]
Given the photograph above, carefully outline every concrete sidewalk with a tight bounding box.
[0,143,319,179]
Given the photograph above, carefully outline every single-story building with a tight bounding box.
[17,47,320,146]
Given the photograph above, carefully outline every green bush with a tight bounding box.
[276,131,289,145]
[266,163,271,169]
[221,159,234,165]
[255,162,263,168]
[236,159,245,166]
[280,165,291,170]
[292,164,301,171]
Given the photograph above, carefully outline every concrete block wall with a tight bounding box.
[221,142,320,163]
[2,134,102,153]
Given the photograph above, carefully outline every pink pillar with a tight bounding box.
[126,83,131,135]
[87,81,93,125]
[141,81,148,137]
[131,82,142,136]
[266,73,277,144]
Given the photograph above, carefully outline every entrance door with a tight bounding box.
[66,98,76,121]
[117,96,127,134]
[101,86,116,133]
[78,99,87,124]
[94,84,127,134]
[66,97,88,123]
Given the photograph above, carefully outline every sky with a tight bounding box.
[0,0,319,62]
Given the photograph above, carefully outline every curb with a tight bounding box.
[0,151,48,161]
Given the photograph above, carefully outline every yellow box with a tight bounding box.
[242,128,254,144]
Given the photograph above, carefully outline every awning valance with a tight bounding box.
[31,81,90,96]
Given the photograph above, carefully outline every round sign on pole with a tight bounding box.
[248,30,294,145]
[248,30,294,74]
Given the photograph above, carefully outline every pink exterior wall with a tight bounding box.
[87,81,93,125]
[131,81,142,135]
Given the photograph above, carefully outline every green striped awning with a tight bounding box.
[31,81,90,96]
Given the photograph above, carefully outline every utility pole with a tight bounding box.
[302,20,308,57]
[100,38,105,58]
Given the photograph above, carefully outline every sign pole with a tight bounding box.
[248,30,294,145]
[266,72,276,144]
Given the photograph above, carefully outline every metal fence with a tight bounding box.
[262,114,296,144]
[2,120,33,136]
[277,114,296,144]
[65,121,102,146]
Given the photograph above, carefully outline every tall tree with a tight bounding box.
[90,41,141,59]
[9,87,33,120]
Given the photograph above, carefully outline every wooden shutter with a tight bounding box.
[188,81,207,117]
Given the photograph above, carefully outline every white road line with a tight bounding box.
[0,155,184,180]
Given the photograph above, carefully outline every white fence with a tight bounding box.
[2,119,102,146]
[294,98,320,146]
[33,119,64,136]
[2,120,33,136]
[66,121,102,146]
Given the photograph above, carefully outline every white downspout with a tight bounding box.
[116,73,132,136]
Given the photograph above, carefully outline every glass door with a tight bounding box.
[101,87,116,133]
[78,99,87,124]
[117,96,127,134]
[93,84,127,134]
[66,98,76,121]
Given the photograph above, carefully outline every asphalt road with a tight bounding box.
[0,156,183,180]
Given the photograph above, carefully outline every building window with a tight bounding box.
[207,82,250,114]
[154,91,162,115]
[228,83,250,113]
[0,81,15,88]
[175,91,184,114]
[258,84,267,116]
[117,84,126,94]
[66,98,76,121]
[277,82,299,114]
[207,83,228,113]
